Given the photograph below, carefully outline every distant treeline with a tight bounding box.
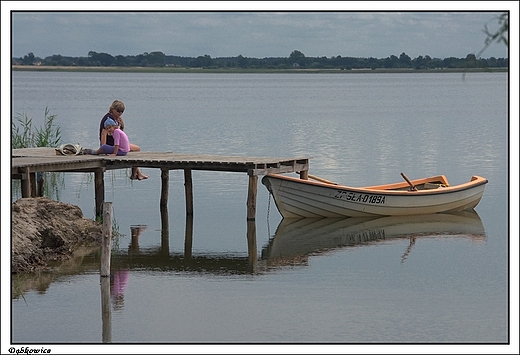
[14,50,508,70]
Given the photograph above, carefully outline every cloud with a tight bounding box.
[10,11,509,59]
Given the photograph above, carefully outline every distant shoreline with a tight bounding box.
[11,65,508,74]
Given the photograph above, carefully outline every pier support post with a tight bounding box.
[100,202,112,278]
[184,168,193,216]
[160,168,169,208]
[160,203,169,244]
[160,220,170,257]
[246,220,258,271]
[299,170,309,180]
[36,172,44,197]
[30,172,37,197]
[94,168,105,218]
[20,167,31,198]
[247,175,258,221]
[160,168,170,254]
[184,214,194,267]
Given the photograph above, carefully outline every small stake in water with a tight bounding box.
[100,202,112,277]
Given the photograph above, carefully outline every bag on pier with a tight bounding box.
[55,143,83,155]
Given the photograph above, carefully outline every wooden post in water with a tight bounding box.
[36,172,44,197]
[160,203,169,249]
[100,276,112,343]
[299,170,309,180]
[160,224,170,257]
[30,172,37,197]
[160,167,170,250]
[184,214,194,267]
[20,167,31,198]
[100,202,112,278]
[160,168,169,208]
[184,168,193,216]
[94,168,105,218]
[246,220,258,272]
[246,174,258,221]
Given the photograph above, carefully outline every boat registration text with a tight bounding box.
[334,191,386,204]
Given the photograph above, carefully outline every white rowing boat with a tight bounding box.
[262,172,487,218]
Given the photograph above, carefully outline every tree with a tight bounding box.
[289,50,306,66]
[88,51,115,66]
[237,54,248,68]
[22,52,35,65]
[146,51,166,66]
[399,52,412,66]
[191,54,213,68]
[465,53,477,68]
[289,50,305,59]
[478,12,508,57]
[115,55,127,66]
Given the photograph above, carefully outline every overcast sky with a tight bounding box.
[7,6,510,60]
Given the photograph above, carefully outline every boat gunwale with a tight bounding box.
[263,174,488,196]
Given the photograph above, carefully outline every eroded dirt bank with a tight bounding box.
[11,197,102,274]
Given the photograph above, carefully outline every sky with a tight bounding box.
[5,4,512,60]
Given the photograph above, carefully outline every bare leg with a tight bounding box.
[129,143,140,152]
[130,167,149,180]
[128,144,148,179]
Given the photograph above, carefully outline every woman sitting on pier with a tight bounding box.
[99,100,148,180]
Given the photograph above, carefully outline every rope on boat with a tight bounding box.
[266,191,272,238]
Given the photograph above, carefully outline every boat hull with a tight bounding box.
[262,174,488,218]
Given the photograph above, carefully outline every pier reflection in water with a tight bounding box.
[99,214,258,343]
[107,220,258,274]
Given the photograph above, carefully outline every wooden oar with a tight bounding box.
[295,171,337,185]
[400,172,417,191]
[308,174,337,185]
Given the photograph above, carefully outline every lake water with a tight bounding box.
[8,71,512,351]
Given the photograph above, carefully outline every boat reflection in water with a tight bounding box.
[261,211,486,266]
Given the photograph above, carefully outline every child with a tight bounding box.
[83,118,130,156]
[84,118,149,180]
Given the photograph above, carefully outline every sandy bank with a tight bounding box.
[11,197,102,274]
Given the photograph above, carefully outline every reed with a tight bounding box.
[12,107,63,200]
[12,107,61,149]
[11,273,28,303]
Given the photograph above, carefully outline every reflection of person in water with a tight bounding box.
[110,269,129,311]
[129,225,147,255]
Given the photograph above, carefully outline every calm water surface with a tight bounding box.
[9,72,510,349]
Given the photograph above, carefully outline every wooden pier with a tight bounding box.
[11,148,311,220]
